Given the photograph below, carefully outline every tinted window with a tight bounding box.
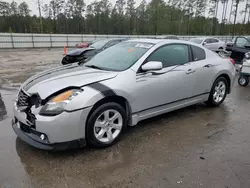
[89,39,110,49]
[191,45,206,61]
[204,39,212,43]
[190,38,203,44]
[147,44,189,67]
[236,37,249,47]
[210,38,219,43]
[85,42,153,71]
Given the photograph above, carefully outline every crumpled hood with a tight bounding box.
[67,47,95,56]
[22,64,117,99]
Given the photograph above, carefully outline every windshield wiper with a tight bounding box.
[85,65,103,70]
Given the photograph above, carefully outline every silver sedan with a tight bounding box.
[190,37,226,51]
[12,39,236,150]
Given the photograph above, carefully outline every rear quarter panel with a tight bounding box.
[207,52,236,93]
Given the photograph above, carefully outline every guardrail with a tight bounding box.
[0,33,233,49]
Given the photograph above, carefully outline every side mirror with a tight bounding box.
[141,61,163,72]
[245,43,250,49]
[203,41,207,45]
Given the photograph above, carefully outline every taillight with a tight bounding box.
[229,58,235,65]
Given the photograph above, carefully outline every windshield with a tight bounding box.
[85,42,153,71]
[89,39,110,49]
[190,38,203,44]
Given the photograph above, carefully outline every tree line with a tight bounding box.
[0,0,250,35]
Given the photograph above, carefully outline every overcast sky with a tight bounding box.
[1,0,247,23]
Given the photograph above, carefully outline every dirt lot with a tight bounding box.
[1,49,250,188]
[0,48,64,89]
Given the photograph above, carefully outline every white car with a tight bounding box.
[190,37,226,52]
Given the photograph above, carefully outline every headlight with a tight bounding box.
[245,52,250,59]
[40,89,82,116]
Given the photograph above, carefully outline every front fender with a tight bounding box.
[64,86,104,112]
[64,85,134,113]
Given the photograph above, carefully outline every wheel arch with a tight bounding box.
[86,95,132,127]
[215,73,231,94]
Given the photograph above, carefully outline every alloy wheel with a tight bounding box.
[94,109,123,143]
[239,77,247,85]
[213,81,226,103]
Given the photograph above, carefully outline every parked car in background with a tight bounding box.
[225,39,235,52]
[156,35,179,40]
[76,42,91,48]
[12,39,236,150]
[164,35,179,39]
[190,37,225,52]
[226,36,250,64]
[76,39,100,48]
[62,38,127,65]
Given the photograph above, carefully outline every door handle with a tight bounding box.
[204,64,213,68]
[186,69,196,74]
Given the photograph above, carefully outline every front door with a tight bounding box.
[131,44,196,113]
[231,37,250,63]
[203,38,213,50]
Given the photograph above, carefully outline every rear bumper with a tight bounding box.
[12,119,86,150]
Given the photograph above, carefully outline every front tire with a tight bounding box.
[86,102,127,148]
[62,56,70,65]
[206,77,228,107]
[238,76,249,87]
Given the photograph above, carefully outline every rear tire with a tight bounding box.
[86,102,127,148]
[206,77,228,107]
[238,76,249,87]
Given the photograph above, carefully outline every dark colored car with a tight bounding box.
[75,39,100,48]
[226,36,250,64]
[62,38,127,65]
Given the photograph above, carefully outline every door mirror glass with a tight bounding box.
[203,41,207,45]
[142,61,163,71]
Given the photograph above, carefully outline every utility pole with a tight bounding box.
[37,0,43,33]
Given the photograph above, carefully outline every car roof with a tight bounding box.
[192,37,220,40]
[126,38,212,51]
[126,38,193,45]
[107,38,128,41]
[191,37,205,40]
[126,38,166,44]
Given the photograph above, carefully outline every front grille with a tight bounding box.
[17,89,29,107]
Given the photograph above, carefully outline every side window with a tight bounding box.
[204,39,212,43]
[211,38,219,43]
[191,45,206,61]
[147,44,189,67]
[236,37,249,47]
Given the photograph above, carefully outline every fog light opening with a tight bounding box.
[40,134,46,140]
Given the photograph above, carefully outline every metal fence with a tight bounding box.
[0,33,233,49]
